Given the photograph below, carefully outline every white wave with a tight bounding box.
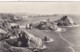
[55,28,66,32]
[45,38,54,43]
[59,33,75,52]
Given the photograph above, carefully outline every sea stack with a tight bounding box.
[54,15,75,27]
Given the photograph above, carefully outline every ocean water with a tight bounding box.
[26,27,80,52]
[61,27,80,52]
[19,15,80,52]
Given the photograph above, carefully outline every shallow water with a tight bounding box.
[61,27,80,52]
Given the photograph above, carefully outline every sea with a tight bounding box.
[26,27,80,52]
[17,15,80,52]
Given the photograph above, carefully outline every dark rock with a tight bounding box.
[54,16,75,26]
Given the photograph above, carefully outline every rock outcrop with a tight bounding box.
[0,41,32,52]
[54,16,75,26]
[30,19,59,31]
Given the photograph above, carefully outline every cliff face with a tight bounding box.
[0,41,32,52]
[31,15,75,30]
[54,16,75,26]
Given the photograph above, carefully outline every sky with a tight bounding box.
[0,2,80,15]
